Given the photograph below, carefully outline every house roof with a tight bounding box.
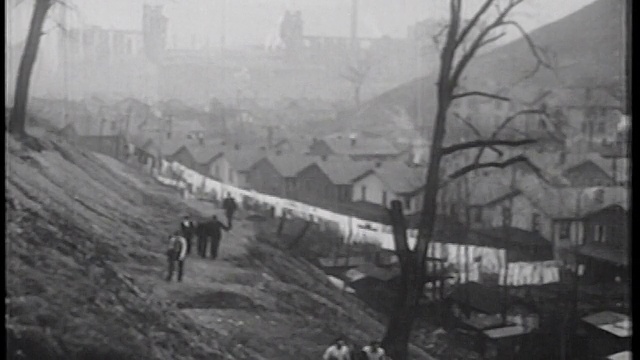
[471,227,552,249]
[264,154,317,177]
[318,256,368,268]
[358,161,426,195]
[516,179,629,219]
[447,283,507,315]
[608,351,632,360]
[578,243,628,267]
[223,149,268,173]
[582,311,631,338]
[470,227,554,262]
[154,139,188,157]
[322,136,400,156]
[313,158,376,185]
[344,263,400,283]
[186,145,224,164]
[546,88,621,108]
[129,133,153,150]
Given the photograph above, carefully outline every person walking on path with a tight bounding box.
[361,341,387,360]
[323,338,351,360]
[180,215,196,255]
[196,215,230,260]
[166,231,188,282]
[222,193,238,228]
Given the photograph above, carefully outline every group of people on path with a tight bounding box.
[323,338,390,360]
[165,193,237,282]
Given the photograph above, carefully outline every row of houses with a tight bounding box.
[53,110,629,287]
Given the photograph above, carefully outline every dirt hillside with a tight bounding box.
[5,128,435,359]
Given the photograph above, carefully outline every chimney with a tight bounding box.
[166,131,171,139]
[349,133,357,147]
[267,126,274,149]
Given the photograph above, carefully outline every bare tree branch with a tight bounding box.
[448,154,547,181]
[454,0,495,50]
[450,0,526,86]
[452,91,510,102]
[442,138,537,156]
[479,31,506,47]
[432,23,450,51]
[452,113,504,157]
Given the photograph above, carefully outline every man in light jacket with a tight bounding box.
[323,338,351,360]
[166,231,188,282]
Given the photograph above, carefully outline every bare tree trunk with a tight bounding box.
[354,85,361,109]
[8,0,52,137]
[382,201,421,360]
[382,257,422,360]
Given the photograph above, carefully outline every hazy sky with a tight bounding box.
[7,0,599,49]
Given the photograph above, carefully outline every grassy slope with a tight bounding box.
[5,128,435,359]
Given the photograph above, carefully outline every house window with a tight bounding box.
[382,191,388,206]
[532,213,541,232]
[361,185,367,201]
[449,204,457,217]
[594,189,604,203]
[502,206,512,227]
[404,197,412,211]
[594,224,607,243]
[559,221,571,240]
[472,207,482,223]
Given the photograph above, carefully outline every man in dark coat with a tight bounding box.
[196,215,230,259]
[180,215,196,255]
[222,193,238,228]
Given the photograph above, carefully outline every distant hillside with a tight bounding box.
[346,0,625,137]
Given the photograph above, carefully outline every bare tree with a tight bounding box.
[8,0,57,138]
[381,1,553,359]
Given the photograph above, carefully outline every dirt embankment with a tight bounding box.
[6,130,435,359]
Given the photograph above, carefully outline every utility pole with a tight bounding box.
[350,0,359,59]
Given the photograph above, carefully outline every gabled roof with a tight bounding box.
[311,157,376,185]
[344,263,400,283]
[545,87,621,108]
[223,149,268,173]
[263,154,317,178]
[516,178,629,219]
[155,140,188,157]
[322,136,400,156]
[186,145,224,165]
[578,243,628,267]
[129,133,153,150]
[354,161,426,195]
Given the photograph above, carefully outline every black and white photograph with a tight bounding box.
[5,0,630,359]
